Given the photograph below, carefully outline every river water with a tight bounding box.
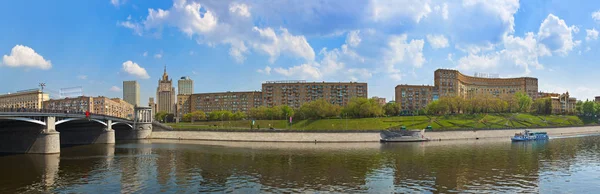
[1,135,600,193]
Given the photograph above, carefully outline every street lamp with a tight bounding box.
[39,83,46,93]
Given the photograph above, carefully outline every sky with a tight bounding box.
[1,0,600,105]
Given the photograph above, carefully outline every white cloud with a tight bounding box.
[346,30,361,47]
[447,53,453,62]
[257,66,272,75]
[371,0,432,23]
[143,0,218,36]
[1,45,52,70]
[433,3,449,20]
[537,14,579,55]
[77,75,87,80]
[110,86,121,92]
[593,10,600,22]
[154,52,163,59]
[251,27,315,63]
[110,0,120,7]
[586,28,598,41]
[382,34,425,80]
[122,60,150,79]
[457,53,499,71]
[274,63,322,79]
[229,2,251,17]
[118,20,142,36]
[426,34,449,49]
[142,51,148,57]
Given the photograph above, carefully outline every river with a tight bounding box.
[1,135,600,193]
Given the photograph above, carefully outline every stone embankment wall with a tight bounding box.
[151,126,600,142]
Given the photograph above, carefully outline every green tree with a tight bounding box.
[232,111,246,120]
[280,105,294,119]
[297,99,341,119]
[576,100,583,114]
[515,92,533,113]
[383,102,401,116]
[182,113,192,122]
[190,110,206,121]
[342,97,384,118]
[583,100,595,116]
[155,111,168,122]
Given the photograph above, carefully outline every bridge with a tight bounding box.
[0,107,155,154]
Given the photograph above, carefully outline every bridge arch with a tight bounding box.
[0,117,46,126]
[112,122,133,129]
[55,118,107,126]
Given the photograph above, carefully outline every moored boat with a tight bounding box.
[380,126,430,142]
[511,130,549,142]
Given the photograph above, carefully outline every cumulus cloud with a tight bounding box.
[122,60,150,79]
[593,10,600,22]
[274,63,322,79]
[586,28,598,41]
[370,0,432,23]
[426,34,449,49]
[433,3,449,20]
[2,45,52,70]
[154,52,163,59]
[110,0,120,7]
[346,30,361,47]
[251,27,315,63]
[229,2,250,17]
[256,66,271,75]
[537,14,579,55]
[77,75,87,80]
[382,34,425,80]
[110,86,121,92]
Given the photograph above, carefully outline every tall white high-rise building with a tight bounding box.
[178,76,194,95]
[123,80,140,106]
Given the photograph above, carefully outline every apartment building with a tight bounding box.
[262,81,368,109]
[550,92,577,114]
[395,85,437,111]
[0,89,49,110]
[43,96,134,119]
[372,96,387,106]
[187,91,263,114]
[434,69,538,99]
[176,94,191,118]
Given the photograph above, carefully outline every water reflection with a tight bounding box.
[1,136,600,193]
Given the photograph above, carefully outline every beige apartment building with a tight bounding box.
[176,94,191,118]
[396,69,539,111]
[148,97,157,116]
[395,85,437,111]
[372,96,387,106]
[0,89,49,110]
[434,69,538,99]
[538,92,577,114]
[43,96,134,119]
[185,91,263,114]
[262,81,368,109]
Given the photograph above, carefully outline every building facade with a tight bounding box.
[148,97,157,116]
[596,96,600,103]
[123,80,140,106]
[43,96,134,118]
[434,69,538,99]
[178,76,193,95]
[176,94,191,118]
[186,91,263,114]
[157,67,176,114]
[550,92,577,114]
[262,81,368,109]
[0,89,49,110]
[372,96,387,106]
[395,85,437,111]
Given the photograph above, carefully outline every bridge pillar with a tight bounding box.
[28,116,61,154]
[95,120,116,144]
[0,116,60,154]
[115,107,153,140]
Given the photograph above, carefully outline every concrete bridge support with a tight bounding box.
[0,116,60,154]
[58,120,115,145]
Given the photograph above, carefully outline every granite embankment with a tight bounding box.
[151,126,600,142]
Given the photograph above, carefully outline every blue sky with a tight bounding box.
[1,0,600,105]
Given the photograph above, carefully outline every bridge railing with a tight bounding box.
[0,108,129,120]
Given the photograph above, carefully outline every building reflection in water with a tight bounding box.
[0,136,599,193]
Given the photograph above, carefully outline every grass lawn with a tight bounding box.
[166,113,598,131]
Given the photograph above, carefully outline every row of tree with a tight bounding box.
[577,100,600,116]
[425,92,540,115]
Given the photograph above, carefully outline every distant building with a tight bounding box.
[395,69,539,111]
[123,80,140,106]
[156,66,176,114]
[372,96,387,106]
[538,92,560,99]
[395,85,437,111]
[148,97,157,115]
[434,69,538,99]
[43,96,134,119]
[178,76,194,95]
[596,96,600,103]
[549,92,577,114]
[0,89,49,110]
[262,81,367,109]
[177,94,191,118]
[183,91,263,114]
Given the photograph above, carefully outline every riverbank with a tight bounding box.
[151,125,600,142]
[167,114,596,131]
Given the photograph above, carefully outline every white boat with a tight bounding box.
[380,126,430,142]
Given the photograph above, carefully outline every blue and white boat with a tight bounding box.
[511,130,549,141]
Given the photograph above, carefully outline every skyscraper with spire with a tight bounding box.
[156,65,176,114]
